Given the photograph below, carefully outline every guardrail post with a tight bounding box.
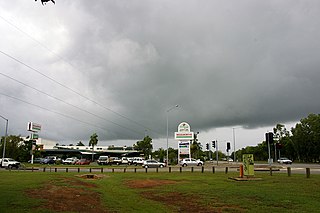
[201,166,204,173]
[101,168,103,173]
[191,167,194,173]
[212,166,215,173]
[145,168,148,173]
[54,168,57,172]
[66,168,68,173]
[180,167,182,173]
[169,167,172,173]
[77,168,80,173]
[156,168,158,173]
[43,167,46,172]
[112,168,114,173]
[287,167,291,177]
[32,167,34,172]
[89,168,92,173]
[225,167,228,174]
[124,168,126,173]
[134,168,137,173]
[269,167,273,176]
[306,168,310,178]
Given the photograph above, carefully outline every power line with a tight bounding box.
[0,71,144,136]
[0,15,161,135]
[0,91,138,139]
[0,49,162,136]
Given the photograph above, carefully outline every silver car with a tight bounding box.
[180,158,203,167]
[142,160,165,168]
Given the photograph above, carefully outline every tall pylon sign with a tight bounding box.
[27,122,41,164]
[175,122,194,161]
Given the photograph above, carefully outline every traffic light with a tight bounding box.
[265,132,274,144]
[227,142,231,151]
[206,143,209,150]
[212,141,216,148]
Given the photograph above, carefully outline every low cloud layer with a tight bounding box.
[1,1,320,147]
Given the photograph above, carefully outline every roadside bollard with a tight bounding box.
[124,168,126,173]
[306,168,310,178]
[212,166,215,173]
[156,168,158,173]
[112,168,114,173]
[145,168,148,173]
[225,167,228,174]
[180,167,182,173]
[43,167,46,172]
[287,167,291,177]
[169,167,172,173]
[89,168,92,173]
[77,168,80,173]
[191,167,194,173]
[101,168,103,173]
[239,165,244,178]
[54,168,57,172]
[269,167,273,176]
[134,168,137,173]
[66,168,68,173]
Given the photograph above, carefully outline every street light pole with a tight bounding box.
[166,105,178,166]
[1,115,9,166]
[232,128,236,162]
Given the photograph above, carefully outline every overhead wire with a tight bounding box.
[0,71,144,136]
[0,91,138,140]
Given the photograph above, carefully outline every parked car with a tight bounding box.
[132,157,144,166]
[28,158,44,164]
[142,159,166,168]
[75,159,91,165]
[0,158,21,169]
[97,156,109,165]
[121,157,129,164]
[277,157,292,164]
[109,157,122,165]
[62,157,78,165]
[180,158,203,167]
[40,156,56,164]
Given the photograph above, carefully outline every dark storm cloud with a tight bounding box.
[1,0,320,145]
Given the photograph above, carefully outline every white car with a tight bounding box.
[142,160,166,168]
[180,158,203,167]
[277,157,292,164]
[1,158,21,169]
[62,157,77,165]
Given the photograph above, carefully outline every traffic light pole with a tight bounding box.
[216,140,219,165]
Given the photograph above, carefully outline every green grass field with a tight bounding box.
[0,170,319,212]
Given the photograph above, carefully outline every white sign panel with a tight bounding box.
[27,122,41,132]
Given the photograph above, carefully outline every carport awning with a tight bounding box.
[80,151,97,155]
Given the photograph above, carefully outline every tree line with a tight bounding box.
[236,113,320,163]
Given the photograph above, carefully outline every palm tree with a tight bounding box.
[89,133,98,161]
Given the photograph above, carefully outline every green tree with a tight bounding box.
[89,133,98,161]
[76,141,85,146]
[152,148,165,162]
[134,136,153,158]
[190,133,203,159]
[291,114,320,162]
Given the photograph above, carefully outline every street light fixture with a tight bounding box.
[166,105,179,166]
[0,115,9,166]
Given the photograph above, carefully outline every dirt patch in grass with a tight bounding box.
[126,179,245,213]
[125,179,178,188]
[26,177,108,213]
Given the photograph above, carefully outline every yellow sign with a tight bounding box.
[243,154,254,176]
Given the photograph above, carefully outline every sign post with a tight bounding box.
[175,122,193,162]
[27,122,41,164]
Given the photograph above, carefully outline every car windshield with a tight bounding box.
[7,158,15,161]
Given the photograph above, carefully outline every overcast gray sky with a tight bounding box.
[1,1,320,152]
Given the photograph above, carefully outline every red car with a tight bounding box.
[75,159,91,165]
